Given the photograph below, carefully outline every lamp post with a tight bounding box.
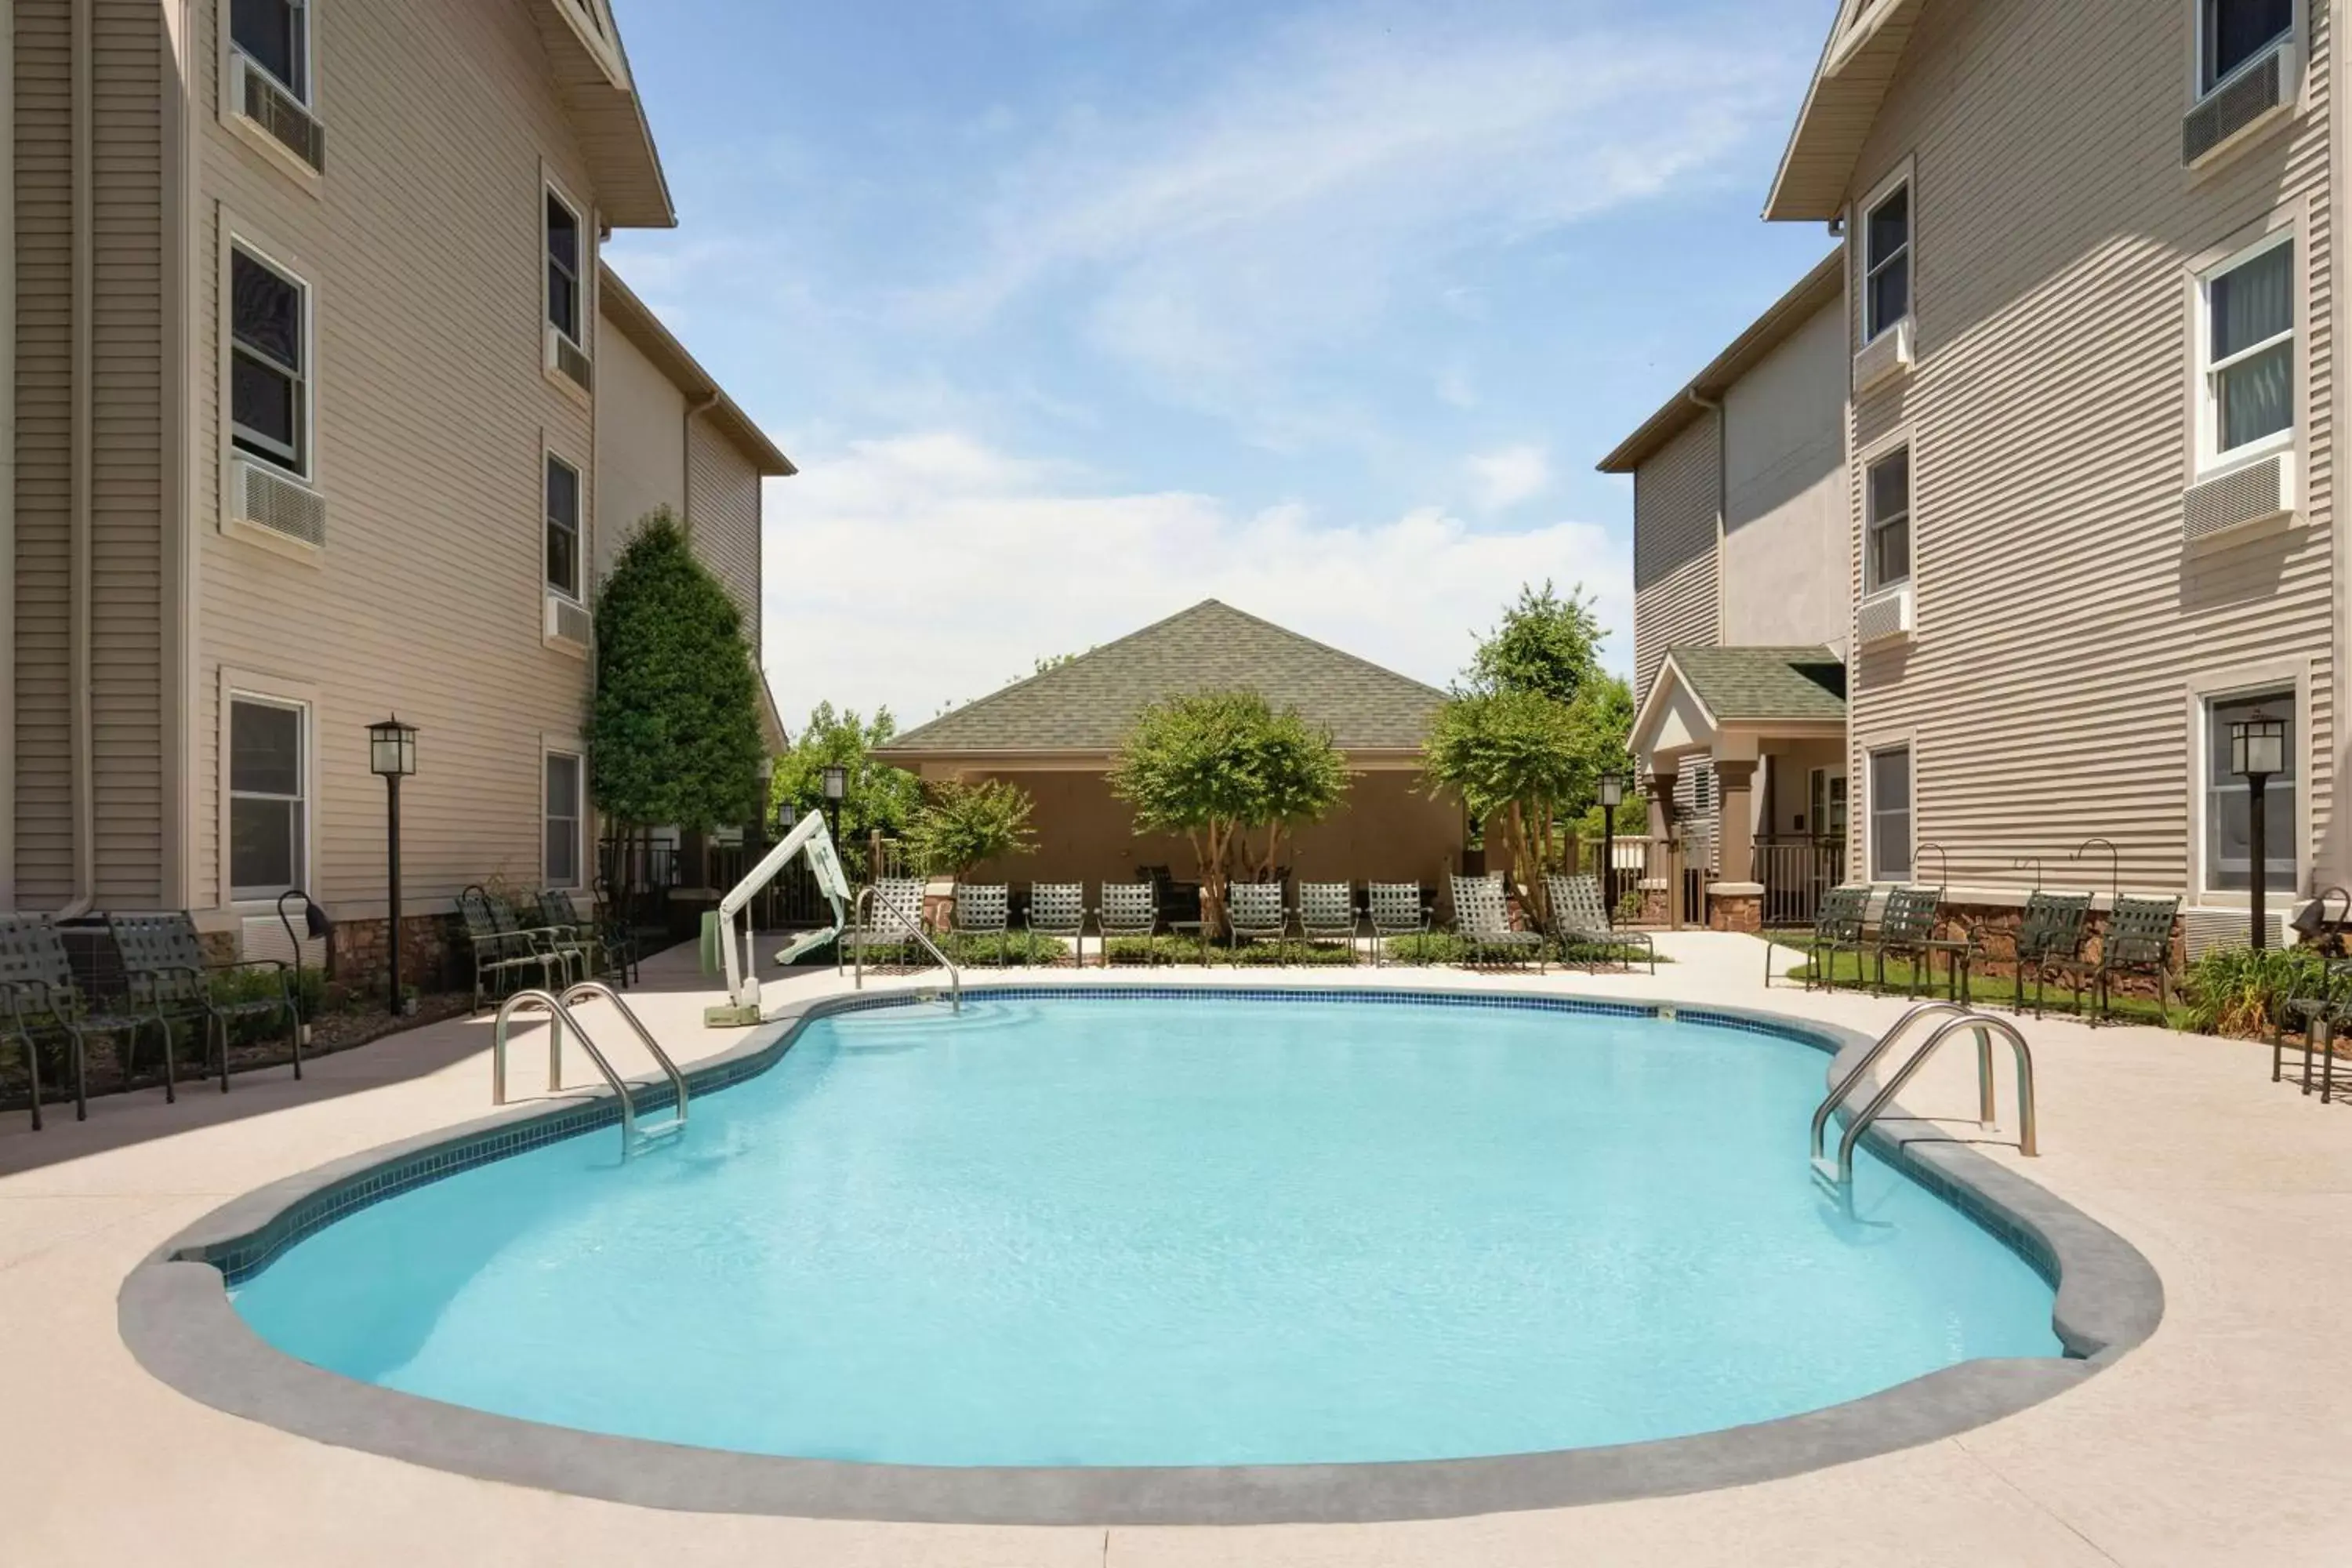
[368,717,418,1014]
[821,762,847,851]
[1598,771,1626,928]
[2229,709,2285,949]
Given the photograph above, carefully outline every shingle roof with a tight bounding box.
[878,601,1448,756]
[1664,645,1846,721]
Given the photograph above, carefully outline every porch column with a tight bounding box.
[1713,758,1758,885]
[1644,771,1678,840]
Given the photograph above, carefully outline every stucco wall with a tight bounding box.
[1722,298,1847,651]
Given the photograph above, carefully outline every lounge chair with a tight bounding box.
[0,913,151,1125]
[1980,891,2095,1018]
[2053,895,2181,1025]
[953,883,1011,965]
[1793,884,1871,991]
[1025,883,1088,967]
[1450,875,1543,970]
[110,912,300,1094]
[1295,882,1360,962]
[844,878,930,971]
[1544,873,1655,974]
[1869,886,1974,1000]
[1226,881,1292,962]
[1367,883,1428,967]
[1096,882,1160,966]
[537,889,619,987]
[458,887,566,1010]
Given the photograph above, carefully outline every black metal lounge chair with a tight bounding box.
[1796,884,1871,991]
[1450,875,1543,971]
[1366,882,1428,967]
[953,883,1012,965]
[1096,882,1160,966]
[110,912,299,1094]
[1544,873,1655,974]
[0,913,150,1125]
[1980,891,2096,1018]
[2053,894,2182,1025]
[1870,886,1975,1000]
[1226,882,1291,962]
[2276,957,2352,1103]
[1295,882,1360,962]
[536,889,617,986]
[1025,883,1088,967]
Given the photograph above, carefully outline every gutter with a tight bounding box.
[680,392,718,528]
[60,0,96,917]
[1686,389,1729,649]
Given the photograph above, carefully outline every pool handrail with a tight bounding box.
[559,980,688,1131]
[1809,1000,1991,1163]
[1828,1013,2038,1186]
[492,986,685,1152]
[851,884,963,1011]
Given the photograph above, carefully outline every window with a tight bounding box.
[1864,182,1911,341]
[545,752,583,888]
[230,696,307,899]
[2202,0,2293,93]
[230,245,309,475]
[1868,746,1912,881]
[2204,688,2296,891]
[546,191,583,344]
[546,455,581,599]
[2202,236,2294,464]
[1865,446,1911,591]
[230,0,307,101]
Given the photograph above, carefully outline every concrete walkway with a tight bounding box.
[1,933,2346,1566]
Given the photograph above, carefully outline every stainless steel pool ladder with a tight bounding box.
[1809,1001,2037,1186]
[850,884,963,1011]
[492,982,689,1154]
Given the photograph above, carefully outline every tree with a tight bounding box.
[1106,690,1350,930]
[1464,581,1606,705]
[592,510,765,898]
[906,779,1037,877]
[768,702,922,857]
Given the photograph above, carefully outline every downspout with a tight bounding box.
[1686,387,1727,647]
[60,0,96,917]
[680,391,717,528]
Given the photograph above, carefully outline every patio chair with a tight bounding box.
[458,886,564,1011]
[1025,883,1089,967]
[1366,882,1428,967]
[1295,882,1361,962]
[2053,895,2181,1025]
[843,878,930,970]
[1096,882,1161,966]
[110,912,300,1094]
[0,913,151,1126]
[1869,886,1975,1000]
[1450,875,1543,971]
[1980,891,2096,1018]
[953,883,1012,965]
[2275,957,2352,1103]
[1226,881,1292,962]
[1544,873,1655,975]
[537,890,618,987]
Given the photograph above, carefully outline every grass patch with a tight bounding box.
[1780,949,2187,1027]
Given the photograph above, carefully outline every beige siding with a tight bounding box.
[191,0,603,914]
[688,416,760,653]
[1842,0,2336,900]
[1721,297,1847,650]
[1632,416,1720,695]
[590,315,683,583]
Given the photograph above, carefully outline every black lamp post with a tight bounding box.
[821,763,847,848]
[2229,710,2285,949]
[368,717,418,1013]
[1598,770,1627,928]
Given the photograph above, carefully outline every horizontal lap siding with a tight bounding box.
[1632,416,1720,696]
[688,420,760,655]
[1845,0,2336,898]
[194,0,601,913]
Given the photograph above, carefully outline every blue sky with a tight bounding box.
[604,0,1840,727]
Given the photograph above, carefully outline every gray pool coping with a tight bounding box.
[118,982,2164,1526]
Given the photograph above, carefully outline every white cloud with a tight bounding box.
[1465,445,1552,512]
[761,431,1632,728]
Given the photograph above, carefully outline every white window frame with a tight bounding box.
[1866,742,1915,883]
[224,687,314,906]
[544,180,586,349]
[1860,164,1913,345]
[2196,0,2297,100]
[2194,227,2298,476]
[543,743,586,891]
[2186,662,2310,905]
[1864,442,1912,593]
[545,450,583,603]
[227,0,314,107]
[224,233,317,482]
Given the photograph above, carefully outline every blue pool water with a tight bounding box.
[232,995,2061,1468]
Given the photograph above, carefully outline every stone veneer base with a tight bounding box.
[119,983,2163,1526]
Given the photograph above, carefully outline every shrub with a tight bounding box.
[2181,945,2334,1038]
[907,781,1036,877]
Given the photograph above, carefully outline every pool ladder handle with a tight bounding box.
[492,983,689,1153]
[1809,1002,2037,1187]
[849,885,963,1011]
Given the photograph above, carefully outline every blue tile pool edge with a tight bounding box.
[117,980,2165,1526]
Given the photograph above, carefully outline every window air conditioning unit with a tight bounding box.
[230,53,325,174]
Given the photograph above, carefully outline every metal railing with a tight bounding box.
[1755,834,1845,928]
[491,984,687,1153]
[851,884,962,1010]
[1812,1005,2037,1186]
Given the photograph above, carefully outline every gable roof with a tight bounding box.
[876,601,1449,757]
[1662,645,1848,724]
[600,266,796,475]
[1596,251,1844,474]
[528,0,675,227]
[1765,0,1936,221]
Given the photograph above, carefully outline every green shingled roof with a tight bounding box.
[1663,645,1847,721]
[879,601,1448,755]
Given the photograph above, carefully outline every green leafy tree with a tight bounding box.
[906,779,1038,877]
[592,510,765,897]
[1464,581,1606,705]
[1106,690,1350,929]
[768,702,922,858]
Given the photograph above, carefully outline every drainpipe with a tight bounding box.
[60,0,96,917]
[1686,388,1727,648]
[680,392,718,528]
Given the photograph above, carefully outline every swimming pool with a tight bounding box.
[228,992,2063,1472]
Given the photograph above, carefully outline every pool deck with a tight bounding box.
[2,933,2346,1566]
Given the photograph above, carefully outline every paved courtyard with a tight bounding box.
[1,932,2346,1566]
